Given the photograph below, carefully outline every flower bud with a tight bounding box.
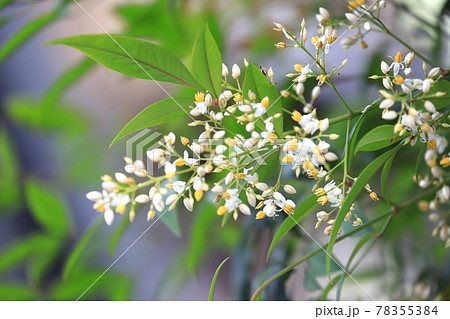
[422,78,433,93]
[382,110,398,120]
[232,64,241,79]
[255,182,269,191]
[311,86,321,101]
[205,93,213,106]
[381,61,389,74]
[424,101,436,113]
[345,13,358,22]
[283,184,296,194]
[380,98,394,109]
[246,122,255,132]
[324,152,338,161]
[428,67,440,78]
[404,52,414,65]
[86,191,103,201]
[239,203,251,215]
[319,118,329,132]
[135,194,150,204]
[222,63,228,77]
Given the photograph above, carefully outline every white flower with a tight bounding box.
[263,200,276,217]
[224,188,242,211]
[253,102,267,117]
[172,181,186,194]
[299,113,319,135]
[232,64,241,79]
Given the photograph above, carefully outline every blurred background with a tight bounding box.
[0,0,449,300]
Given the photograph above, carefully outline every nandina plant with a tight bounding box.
[46,0,449,300]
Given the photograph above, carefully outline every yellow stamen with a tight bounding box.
[316,74,327,86]
[233,93,242,102]
[275,42,286,49]
[303,161,315,171]
[166,184,174,190]
[359,40,368,49]
[369,192,379,201]
[393,75,404,85]
[317,196,328,205]
[222,192,231,200]
[194,190,204,201]
[327,35,336,44]
[427,140,437,149]
[440,156,450,167]
[314,188,325,196]
[174,158,185,166]
[294,64,303,72]
[291,111,302,122]
[394,52,403,63]
[287,140,298,150]
[93,202,105,213]
[255,201,264,209]
[308,169,319,179]
[283,205,295,215]
[282,155,294,163]
[267,133,278,143]
[195,92,205,103]
[225,138,236,147]
[261,96,270,108]
[180,136,190,146]
[311,36,320,45]
[116,203,126,214]
[256,211,266,219]
[217,205,228,216]
[238,173,246,180]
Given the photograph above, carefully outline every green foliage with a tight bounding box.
[326,145,402,278]
[110,97,194,147]
[208,257,230,301]
[63,219,103,282]
[355,125,401,153]
[243,64,283,135]
[304,243,341,292]
[0,129,20,210]
[0,285,36,301]
[24,179,70,239]
[381,153,396,204]
[46,35,204,90]
[192,24,222,98]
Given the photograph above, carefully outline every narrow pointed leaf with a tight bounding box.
[267,194,319,260]
[243,64,283,135]
[326,145,401,278]
[25,179,70,238]
[45,35,204,90]
[192,24,222,98]
[381,153,395,204]
[355,125,401,153]
[63,218,103,282]
[208,257,230,301]
[110,97,194,147]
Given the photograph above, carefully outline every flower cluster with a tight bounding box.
[371,52,449,246]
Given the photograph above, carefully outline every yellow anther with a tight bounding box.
[394,52,403,63]
[233,93,242,102]
[283,205,295,215]
[287,140,298,150]
[314,188,326,196]
[174,158,185,166]
[294,64,303,72]
[166,184,174,190]
[116,203,126,214]
[165,172,176,181]
[282,155,294,163]
[317,196,328,205]
[327,35,337,44]
[440,156,450,167]
[261,96,270,108]
[360,40,368,49]
[195,190,204,201]
[255,201,264,209]
[195,92,205,103]
[316,74,327,86]
[303,161,315,171]
[311,36,320,45]
[393,75,404,85]
[291,111,302,122]
[369,192,379,201]
[238,173,246,180]
[267,133,278,143]
[225,138,236,147]
[180,136,190,146]
[222,192,231,200]
[256,211,266,219]
[93,202,106,213]
[275,42,286,49]
[217,205,228,216]
[427,139,437,149]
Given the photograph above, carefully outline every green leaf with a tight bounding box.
[355,125,401,152]
[267,194,319,260]
[7,97,86,135]
[25,179,70,239]
[326,145,401,279]
[110,97,193,147]
[305,243,341,291]
[0,9,62,64]
[0,236,36,274]
[0,128,20,210]
[158,209,181,237]
[192,24,222,98]
[45,35,204,90]
[43,58,95,106]
[208,257,230,301]
[381,153,395,204]
[27,236,61,286]
[0,285,35,301]
[63,218,103,282]
[243,64,283,135]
